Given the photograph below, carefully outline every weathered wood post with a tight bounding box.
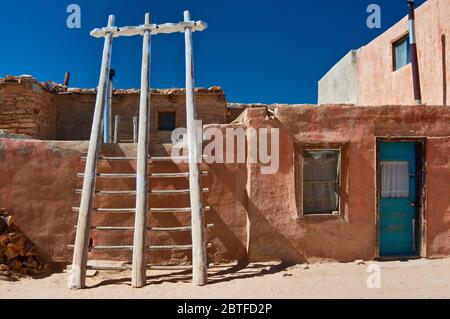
[184,10,208,286]
[69,15,116,289]
[131,13,152,288]
[133,116,139,143]
[114,115,120,144]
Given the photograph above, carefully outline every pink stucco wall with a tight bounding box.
[358,0,449,106]
[0,104,449,266]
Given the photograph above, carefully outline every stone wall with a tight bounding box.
[0,76,56,139]
[0,76,228,143]
[55,87,227,144]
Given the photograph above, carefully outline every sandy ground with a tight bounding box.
[1,258,450,299]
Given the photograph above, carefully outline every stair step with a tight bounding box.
[74,188,210,196]
[72,207,211,213]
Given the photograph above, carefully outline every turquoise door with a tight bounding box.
[379,142,418,257]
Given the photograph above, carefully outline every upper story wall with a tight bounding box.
[358,0,449,106]
[318,50,360,105]
[319,0,449,106]
[0,75,228,142]
[55,87,227,144]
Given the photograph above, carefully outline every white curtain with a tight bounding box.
[381,161,410,198]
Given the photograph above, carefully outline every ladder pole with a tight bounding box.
[184,10,208,286]
[132,12,152,288]
[68,15,115,289]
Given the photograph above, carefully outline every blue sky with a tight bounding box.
[0,0,426,104]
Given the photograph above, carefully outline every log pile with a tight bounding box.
[0,208,43,281]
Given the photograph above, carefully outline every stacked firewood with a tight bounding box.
[0,208,43,281]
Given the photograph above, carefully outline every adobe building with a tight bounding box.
[319,0,448,106]
[0,0,449,268]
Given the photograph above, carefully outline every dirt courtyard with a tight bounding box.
[2,258,450,299]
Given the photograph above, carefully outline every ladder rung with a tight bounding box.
[68,243,213,251]
[74,190,136,195]
[87,264,128,271]
[150,206,211,213]
[67,245,133,250]
[77,173,137,178]
[81,156,137,161]
[73,224,213,232]
[148,244,192,250]
[74,226,135,231]
[150,155,208,162]
[77,172,208,179]
[150,224,214,232]
[81,156,208,162]
[148,243,213,251]
[74,188,209,196]
[72,206,211,213]
[150,188,209,195]
[72,207,136,213]
[84,263,194,271]
[150,171,209,178]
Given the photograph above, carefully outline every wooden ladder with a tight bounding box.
[68,11,209,289]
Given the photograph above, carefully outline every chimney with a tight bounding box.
[63,72,71,87]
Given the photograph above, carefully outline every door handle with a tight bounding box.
[410,202,416,207]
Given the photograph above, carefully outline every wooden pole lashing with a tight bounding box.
[69,15,115,289]
[184,10,208,286]
[131,12,152,288]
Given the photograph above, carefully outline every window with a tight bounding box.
[301,150,340,215]
[393,35,411,71]
[158,111,176,131]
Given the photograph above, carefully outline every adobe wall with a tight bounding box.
[358,0,449,106]
[0,76,56,139]
[0,139,247,265]
[55,87,227,144]
[0,104,449,266]
[243,105,450,262]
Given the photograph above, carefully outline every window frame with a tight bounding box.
[157,110,177,132]
[295,144,345,220]
[392,33,411,72]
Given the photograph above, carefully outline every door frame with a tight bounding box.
[375,137,427,260]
